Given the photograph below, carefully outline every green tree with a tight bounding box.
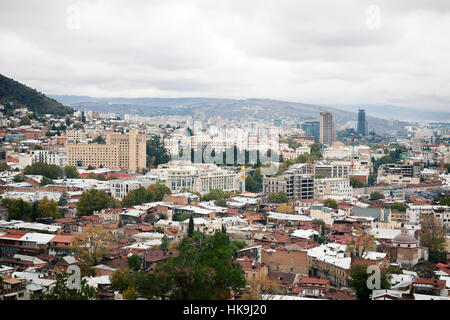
[13,174,27,182]
[245,175,259,193]
[58,192,69,206]
[350,264,389,300]
[253,168,263,191]
[390,203,406,212]
[122,187,155,207]
[161,235,170,250]
[19,116,31,126]
[312,219,326,235]
[350,177,367,188]
[64,166,79,178]
[149,232,245,300]
[147,183,172,201]
[0,162,11,172]
[202,189,226,202]
[146,135,170,168]
[31,201,39,221]
[43,273,98,300]
[40,176,54,186]
[128,255,141,272]
[6,199,32,220]
[91,135,106,144]
[111,269,135,293]
[214,199,228,207]
[76,189,121,216]
[439,197,450,206]
[188,215,194,237]
[172,213,191,222]
[370,192,385,201]
[324,198,339,210]
[268,192,289,203]
[23,162,63,179]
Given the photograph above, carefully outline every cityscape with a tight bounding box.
[0,0,449,309]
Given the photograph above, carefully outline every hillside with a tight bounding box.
[0,74,73,116]
[51,95,410,134]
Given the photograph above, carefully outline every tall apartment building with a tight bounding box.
[314,161,352,178]
[319,112,336,145]
[263,167,315,200]
[357,109,368,137]
[65,129,146,172]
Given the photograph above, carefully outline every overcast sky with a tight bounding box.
[1,0,449,111]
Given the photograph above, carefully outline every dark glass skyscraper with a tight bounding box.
[302,120,320,142]
[357,109,368,136]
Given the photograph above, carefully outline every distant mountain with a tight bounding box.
[328,104,450,121]
[0,74,73,116]
[51,95,411,134]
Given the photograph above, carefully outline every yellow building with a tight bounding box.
[65,129,146,172]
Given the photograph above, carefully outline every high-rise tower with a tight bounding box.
[357,109,368,137]
[319,112,336,145]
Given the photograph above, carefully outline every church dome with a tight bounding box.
[393,228,418,244]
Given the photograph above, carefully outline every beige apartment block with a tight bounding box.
[65,129,146,172]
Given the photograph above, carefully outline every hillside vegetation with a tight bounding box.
[0,74,73,115]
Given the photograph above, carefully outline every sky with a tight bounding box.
[0,0,449,111]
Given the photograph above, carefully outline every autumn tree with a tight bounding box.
[345,232,376,259]
[277,201,294,214]
[242,275,282,300]
[37,196,59,219]
[420,214,448,263]
[72,225,113,268]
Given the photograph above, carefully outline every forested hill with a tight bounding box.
[0,74,73,115]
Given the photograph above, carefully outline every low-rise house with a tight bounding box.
[307,243,351,288]
[262,247,308,275]
[235,256,268,283]
[144,249,178,271]
[1,277,28,300]
[292,277,330,297]
[412,278,448,297]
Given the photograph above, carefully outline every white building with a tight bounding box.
[314,178,353,199]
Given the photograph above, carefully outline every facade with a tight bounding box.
[29,149,67,168]
[148,162,245,194]
[319,112,336,145]
[261,248,308,275]
[263,174,314,199]
[65,129,146,172]
[357,109,368,137]
[406,205,450,228]
[307,244,351,288]
[110,179,144,200]
[314,161,351,179]
[314,178,353,199]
